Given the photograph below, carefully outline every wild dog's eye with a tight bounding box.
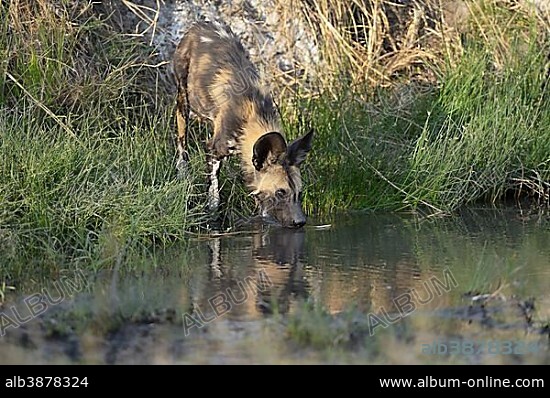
[275,189,287,199]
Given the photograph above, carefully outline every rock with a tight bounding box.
[97,0,322,93]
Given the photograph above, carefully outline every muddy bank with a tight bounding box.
[1,292,548,364]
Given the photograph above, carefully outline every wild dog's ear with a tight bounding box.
[253,132,287,171]
[286,129,313,166]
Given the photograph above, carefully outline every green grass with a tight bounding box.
[0,1,208,284]
[0,1,549,285]
[297,35,549,215]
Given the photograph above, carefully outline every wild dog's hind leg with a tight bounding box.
[173,39,191,178]
[175,85,190,178]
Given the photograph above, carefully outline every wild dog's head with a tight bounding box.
[250,130,314,228]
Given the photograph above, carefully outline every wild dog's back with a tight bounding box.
[173,21,281,161]
[173,21,259,117]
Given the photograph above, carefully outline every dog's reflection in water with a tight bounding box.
[204,227,309,318]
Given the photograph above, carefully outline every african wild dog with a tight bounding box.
[172,21,314,228]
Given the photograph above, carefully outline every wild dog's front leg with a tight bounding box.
[175,88,190,178]
[206,114,238,212]
[209,110,239,158]
[208,132,237,158]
